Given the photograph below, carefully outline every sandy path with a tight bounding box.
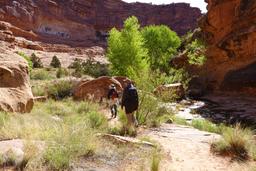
[140,124,253,171]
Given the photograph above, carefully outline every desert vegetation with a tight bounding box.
[1,15,255,171]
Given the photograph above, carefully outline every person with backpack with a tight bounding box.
[107,84,119,118]
[121,82,139,127]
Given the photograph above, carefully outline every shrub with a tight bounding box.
[16,52,33,73]
[87,111,107,129]
[211,124,256,161]
[32,85,46,96]
[136,92,173,127]
[30,69,52,80]
[82,60,109,78]
[56,68,69,78]
[70,58,109,78]
[186,39,207,66]
[47,80,73,100]
[50,55,61,68]
[31,53,43,68]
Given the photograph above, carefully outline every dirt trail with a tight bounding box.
[140,124,254,171]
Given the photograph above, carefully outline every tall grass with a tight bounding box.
[0,99,107,170]
[211,124,256,161]
[150,150,161,171]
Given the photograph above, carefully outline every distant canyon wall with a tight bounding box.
[0,0,201,46]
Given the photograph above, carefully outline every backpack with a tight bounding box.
[127,86,138,103]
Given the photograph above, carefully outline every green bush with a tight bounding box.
[87,111,107,129]
[32,85,46,96]
[47,80,73,100]
[31,53,43,68]
[186,39,207,66]
[30,69,52,80]
[70,58,109,78]
[56,68,69,78]
[50,55,61,68]
[16,52,33,73]
[82,60,109,78]
[136,92,172,127]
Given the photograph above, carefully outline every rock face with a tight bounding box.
[73,76,123,102]
[199,0,256,95]
[0,47,34,113]
[0,0,201,47]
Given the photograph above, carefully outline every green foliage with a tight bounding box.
[30,69,52,80]
[50,55,61,68]
[47,80,73,100]
[70,58,109,78]
[142,25,181,73]
[56,68,69,78]
[107,16,149,78]
[82,60,109,78]
[151,150,161,171]
[211,124,256,161]
[0,99,104,170]
[16,52,33,73]
[135,92,173,127]
[87,111,107,129]
[191,119,226,134]
[31,53,43,68]
[186,39,207,66]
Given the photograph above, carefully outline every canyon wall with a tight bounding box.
[199,0,256,95]
[0,0,201,46]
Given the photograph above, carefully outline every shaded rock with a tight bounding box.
[154,83,185,100]
[73,76,122,102]
[27,43,44,51]
[0,48,34,113]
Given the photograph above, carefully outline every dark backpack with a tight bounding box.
[127,86,138,104]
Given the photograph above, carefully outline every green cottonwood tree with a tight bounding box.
[142,25,181,73]
[107,16,148,78]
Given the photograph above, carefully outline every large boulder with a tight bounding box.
[73,76,123,102]
[113,76,132,89]
[0,47,34,113]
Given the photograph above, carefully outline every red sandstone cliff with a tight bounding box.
[198,0,256,95]
[0,0,201,46]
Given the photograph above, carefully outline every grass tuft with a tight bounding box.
[211,124,255,161]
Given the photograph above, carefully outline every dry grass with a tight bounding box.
[211,124,256,161]
[0,99,108,170]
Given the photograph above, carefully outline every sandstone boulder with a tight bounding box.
[154,83,185,100]
[0,48,34,113]
[73,76,123,102]
[113,76,132,89]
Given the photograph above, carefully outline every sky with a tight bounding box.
[123,0,207,13]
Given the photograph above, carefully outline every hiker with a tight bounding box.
[107,84,119,118]
[121,82,139,127]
